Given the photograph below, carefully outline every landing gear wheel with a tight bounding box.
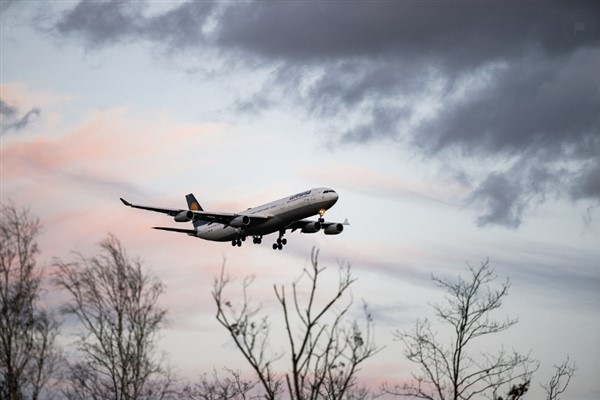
[232,239,242,247]
[272,243,278,250]
[281,238,287,245]
[278,243,283,250]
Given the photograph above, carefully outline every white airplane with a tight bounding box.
[120,187,348,250]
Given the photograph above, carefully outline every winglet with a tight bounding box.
[343,218,350,225]
[120,198,132,206]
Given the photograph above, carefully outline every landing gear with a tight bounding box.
[252,235,263,244]
[272,231,287,250]
[231,236,246,247]
[318,208,326,223]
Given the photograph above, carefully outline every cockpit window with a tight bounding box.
[323,190,336,194]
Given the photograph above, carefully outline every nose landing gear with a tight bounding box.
[318,208,327,223]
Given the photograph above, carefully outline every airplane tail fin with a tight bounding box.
[186,193,207,228]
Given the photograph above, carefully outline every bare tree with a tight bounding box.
[212,248,380,400]
[54,234,173,400]
[384,259,537,400]
[180,368,257,400]
[0,202,60,400]
[541,356,576,400]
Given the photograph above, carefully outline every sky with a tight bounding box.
[1,1,599,398]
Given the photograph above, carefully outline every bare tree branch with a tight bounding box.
[0,202,60,400]
[213,263,282,400]
[54,234,174,400]
[384,259,538,400]
[541,356,576,400]
[180,368,259,400]
[212,248,380,400]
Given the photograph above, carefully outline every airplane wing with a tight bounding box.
[120,198,271,225]
[286,219,319,232]
[286,218,349,234]
[153,227,197,235]
[120,198,181,216]
[321,218,350,228]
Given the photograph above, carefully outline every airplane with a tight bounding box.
[120,187,348,250]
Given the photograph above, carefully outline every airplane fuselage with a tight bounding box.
[195,188,338,241]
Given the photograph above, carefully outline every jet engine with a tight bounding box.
[323,223,344,235]
[230,215,251,228]
[174,210,193,222]
[301,221,321,233]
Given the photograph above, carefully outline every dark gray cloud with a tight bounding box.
[0,99,18,117]
[572,162,600,200]
[0,0,18,12]
[49,0,600,228]
[469,173,527,229]
[54,0,215,50]
[216,2,598,66]
[54,1,145,47]
[1,98,40,134]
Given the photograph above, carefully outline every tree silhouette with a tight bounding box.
[0,202,60,400]
[54,234,174,400]
[384,259,537,400]
[541,356,576,400]
[180,368,257,400]
[212,248,380,400]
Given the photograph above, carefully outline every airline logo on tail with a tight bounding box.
[185,194,206,227]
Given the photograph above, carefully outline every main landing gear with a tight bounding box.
[272,231,287,250]
[231,236,246,247]
[232,236,264,247]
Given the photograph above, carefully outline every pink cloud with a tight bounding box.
[1,82,74,110]
[3,107,229,183]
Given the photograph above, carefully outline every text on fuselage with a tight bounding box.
[288,190,312,202]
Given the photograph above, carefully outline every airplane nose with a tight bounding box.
[331,191,339,203]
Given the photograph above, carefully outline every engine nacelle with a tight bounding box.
[230,215,251,228]
[174,210,193,222]
[323,223,344,235]
[301,221,321,233]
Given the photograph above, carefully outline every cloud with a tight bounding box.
[53,0,216,51]
[500,241,600,310]
[0,0,19,12]
[468,172,526,228]
[0,98,41,134]
[1,103,230,218]
[54,1,145,47]
[47,1,600,228]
